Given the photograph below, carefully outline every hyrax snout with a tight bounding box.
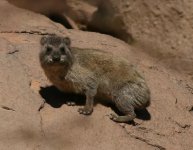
[39,35,150,123]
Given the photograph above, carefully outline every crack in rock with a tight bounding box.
[121,126,166,150]
[1,105,15,111]
[39,112,45,137]
[7,49,19,55]
[127,132,166,150]
[169,117,191,130]
[38,101,46,137]
[0,30,56,36]
[137,126,166,137]
[38,100,46,112]
[174,121,191,129]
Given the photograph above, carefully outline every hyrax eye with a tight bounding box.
[60,47,66,53]
[46,47,52,53]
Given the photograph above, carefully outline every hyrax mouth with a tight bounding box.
[46,56,67,66]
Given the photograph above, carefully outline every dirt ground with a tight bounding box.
[0,0,193,150]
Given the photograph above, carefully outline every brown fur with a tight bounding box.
[39,35,150,123]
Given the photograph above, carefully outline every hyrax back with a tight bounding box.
[39,35,150,123]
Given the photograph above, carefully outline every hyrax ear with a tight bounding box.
[40,36,48,45]
[63,37,71,47]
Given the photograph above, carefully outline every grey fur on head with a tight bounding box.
[39,35,73,67]
[40,35,71,47]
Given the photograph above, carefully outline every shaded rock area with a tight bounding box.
[0,0,193,150]
[7,0,97,30]
[8,0,193,77]
[88,0,193,76]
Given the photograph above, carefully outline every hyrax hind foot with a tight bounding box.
[109,113,136,123]
[78,107,93,115]
[111,94,137,123]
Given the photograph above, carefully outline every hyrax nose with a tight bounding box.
[52,53,60,62]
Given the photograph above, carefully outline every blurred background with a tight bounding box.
[7,0,193,78]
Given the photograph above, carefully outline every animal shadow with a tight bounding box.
[39,86,85,108]
[135,109,151,120]
[101,101,151,122]
[39,86,151,121]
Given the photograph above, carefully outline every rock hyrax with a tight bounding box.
[39,35,150,123]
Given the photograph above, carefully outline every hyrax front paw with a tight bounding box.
[66,101,76,106]
[78,107,93,115]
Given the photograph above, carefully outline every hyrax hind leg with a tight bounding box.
[110,92,136,123]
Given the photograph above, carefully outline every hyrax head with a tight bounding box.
[39,35,73,67]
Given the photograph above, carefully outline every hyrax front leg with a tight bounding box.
[78,89,97,115]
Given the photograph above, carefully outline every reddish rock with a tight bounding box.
[0,0,193,149]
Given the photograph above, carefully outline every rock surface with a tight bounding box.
[0,0,193,150]
[7,0,97,30]
[89,0,193,76]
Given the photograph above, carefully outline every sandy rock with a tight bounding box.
[7,0,68,14]
[64,0,97,27]
[89,0,193,76]
[0,0,193,149]
[7,0,97,30]
[1,1,67,34]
